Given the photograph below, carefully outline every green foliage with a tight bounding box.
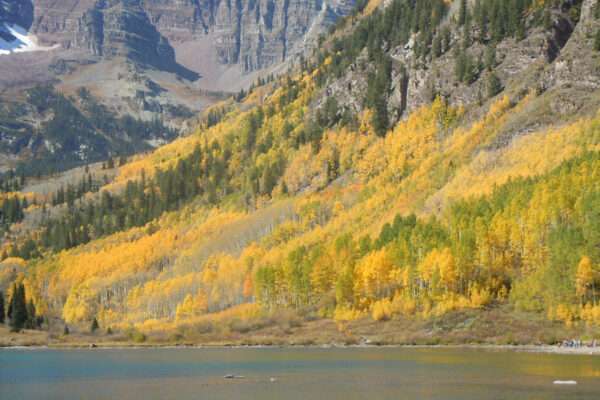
[9,284,28,332]
[594,28,600,52]
[25,299,41,329]
[366,56,393,136]
[5,85,178,179]
[568,5,581,25]
[455,48,478,85]
[0,195,25,226]
[484,42,497,72]
[487,73,502,98]
[313,0,449,89]
[133,332,147,343]
[91,317,99,334]
[458,0,469,26]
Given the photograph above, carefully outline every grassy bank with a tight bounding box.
[2,306,600,349]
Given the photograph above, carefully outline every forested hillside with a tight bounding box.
[1,0,600,343]
[0,85,181,178]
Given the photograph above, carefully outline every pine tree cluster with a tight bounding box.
[4,284,41,332]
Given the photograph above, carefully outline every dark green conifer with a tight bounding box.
[91,317,99,334]
[9,284,28,332]
[458,0,468,26]
[542,8,552,29]
[26,299,37,329]
[455,50,467,83]
[487,72,503,97]
[484,42,497,71]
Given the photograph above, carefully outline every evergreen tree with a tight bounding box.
[9,284,28,332]
[63,325,69,335]
[107,157,114,169]
[594,28,600,52]
[91,317,99,334]
[487,72,503,97]
[366,56,393,137]
[476,0,489,43]
[463,54,477,85]
[432,34,442,57]
[26,299,37,329]
[542,8,552,29]
[455,50,467,83]
[484,42,497,71]
[458,0,468,26]
[6,295,12,320]
[0,291,4,324]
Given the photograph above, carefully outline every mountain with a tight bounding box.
[0,0,355,175]
[1,0,356,92]
[2,0,600,345]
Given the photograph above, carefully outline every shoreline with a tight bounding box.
[2,343,599,354]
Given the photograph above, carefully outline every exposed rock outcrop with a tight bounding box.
[74,0,183,74]
[25,0,356,76]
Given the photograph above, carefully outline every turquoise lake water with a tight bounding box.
[1,347,599,399]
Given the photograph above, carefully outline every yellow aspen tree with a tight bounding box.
[193,289,208,314]
[361,249,394,300]
[438,248,457,293]
[243,274,254,299]
[576,256,595,304]
[418,248,439,295]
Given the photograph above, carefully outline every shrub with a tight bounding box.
[133,332,147,343]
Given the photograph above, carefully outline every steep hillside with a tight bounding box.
[2,0,600,343]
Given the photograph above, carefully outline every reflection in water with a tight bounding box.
[1,347,599,399]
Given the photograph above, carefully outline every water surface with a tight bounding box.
[1,347,599,399]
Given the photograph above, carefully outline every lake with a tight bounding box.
[1,347,599,399]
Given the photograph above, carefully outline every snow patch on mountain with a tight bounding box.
[0,23,58,55]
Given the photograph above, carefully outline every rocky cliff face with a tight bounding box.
[24,0,355,76]
[139,0,355,73]
[74,0,181,74]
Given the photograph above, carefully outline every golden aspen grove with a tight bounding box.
[2,0,600,345]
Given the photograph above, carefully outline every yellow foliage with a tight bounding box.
[354,249,394,302]
[390,292,416,316]
[175,289,208,321]
[580,303,600,326]
[372,298,392,321]
[576,255,595,298]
